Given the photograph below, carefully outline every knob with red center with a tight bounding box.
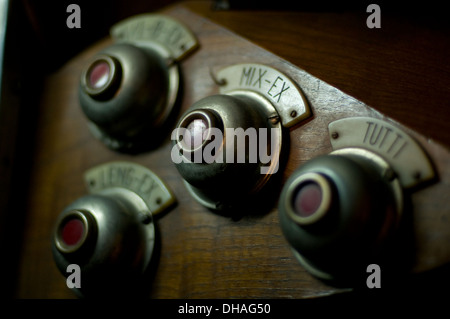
[82,55,121,99]
[52,189,157,297]
[54,210,97,255]
[79,43,177,152]
[288,173,332,225]
[177,109,219,153]
[173,94,284,212]
[278,152,402,285]
[61,219,84,246]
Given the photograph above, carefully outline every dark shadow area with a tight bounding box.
[201,126,291,221]
[1,0,46,299]
[21,0,181,72]
[62,220,162,299]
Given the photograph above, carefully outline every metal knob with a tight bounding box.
[172,93,284,211]
[52,179,158,297]
[278,148,403,285]
[79,43,178,152]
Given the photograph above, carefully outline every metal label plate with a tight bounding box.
[84,161,176,216]
[110,14,199,60]
[328,117,436,188]
[217,63,311,128]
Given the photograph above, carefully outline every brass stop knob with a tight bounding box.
[78,14,198,152]
[52,162,176,297]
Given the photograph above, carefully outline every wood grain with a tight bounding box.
[8,1,450,299]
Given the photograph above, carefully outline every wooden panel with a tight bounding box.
[9,1,450,299]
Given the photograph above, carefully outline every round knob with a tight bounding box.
[52,188,155,297]
[278,148,403,285]
[82,55,121,99]
[79,43,179,152]
[54,209,97,256]
[172,93,284,211]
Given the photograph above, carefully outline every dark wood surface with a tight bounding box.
[6,1,450,299]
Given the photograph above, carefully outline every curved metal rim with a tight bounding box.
[183,180,218,210]
[284,172,333,226]
[96,187,156,273]
[54,210,93,254]
[133,40,180,129]
[227,90,283,194]
[81,55,120,98]
[177,109,221,154]
[331,147,404,222]
[291,248,335,282]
